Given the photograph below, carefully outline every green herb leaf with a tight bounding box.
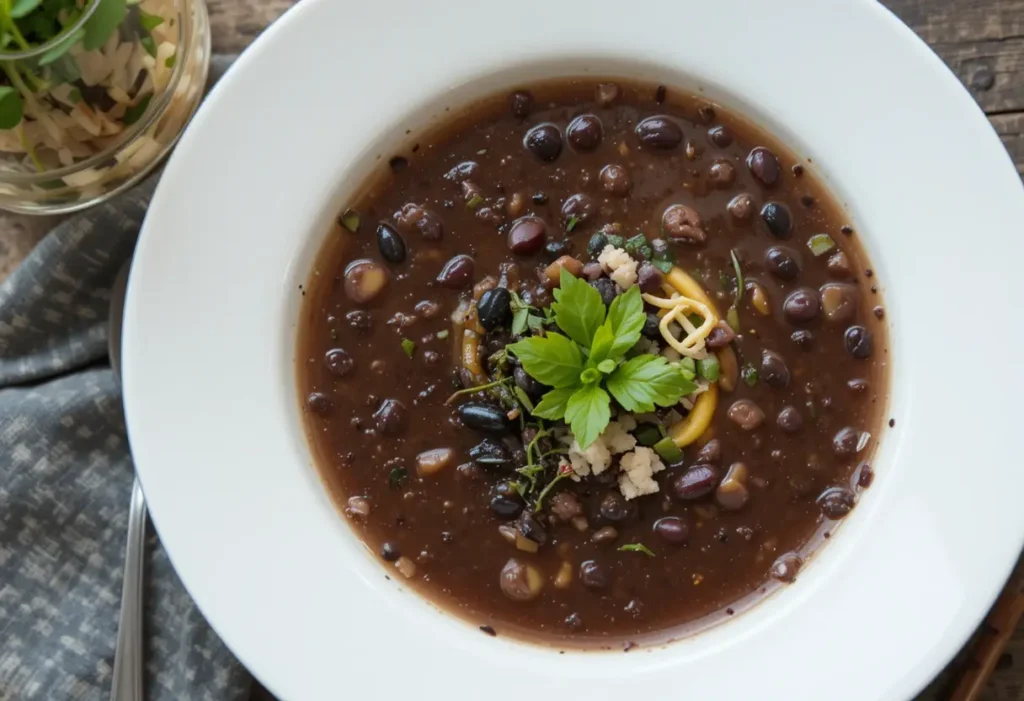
[401,338,416,358]
[38,27,85,65]
[624,233,647,256]
[508,333,583,388]
[0,87,24,129]
[388,466,408,489]
[607,355,697,413]
[618,543,655,557]
[509,291,532,336]
[597,358,617,374]
[121,92,152,125]
[564,383,611,449]
[139,34,156,56]
[580,367,601,384]
[807,233,836,257]
[512,386,535,412]
[532,386,576,420]
[435,329,449,340]
[652,259,673,274]
[82,0,127,51]
[10,0,42,18]
[551,268,605,349]
[138,8,163,31]
[603,285,645,358]
[741,363,759,387]
[164,53,176,68]
[605,234,624,248]
[587,323,615,366]
[565,214,579,232]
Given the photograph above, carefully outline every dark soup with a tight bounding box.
[298,79,889,648]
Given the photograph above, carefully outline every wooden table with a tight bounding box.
[2,1,1021,698]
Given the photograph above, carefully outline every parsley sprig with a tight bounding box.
[508,269,697,449]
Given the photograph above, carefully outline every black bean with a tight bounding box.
[518,510,548,545]
[376,222,407,264]
[636,262,664,294]
[373,399,408,435]
[543,239,570,262]
[653,517,689,544]
[844,325,874,359]
[589,278,618,306]
[662,204,707,244]
[587,233,609,259]
[490,493,523,519]
[499,558,542,600]
[696,439,722,464]
[776,406,804,433]
[565,612,584,630]
[477,288,513,331]
[470,438,512,467]
[635,115,683,149]
[817,487,856,519]
[345,310,372,333]
[514,365,547,398]
[708,125,733,147]
[508,216,547,255]
[760,350,791,389]
[746,147,781,186]
[706,322,736,349]
[708,159,736,188]
[832,426,860,457]
[561,193,596,229]
[306,392,334,416]
[344,259,389,304]
[791,329,814,349]
[727,193,754,221]
[728,399,765,430]
[436,254,475,289]
[598,492,631,523]
[444,161,479,183]
[760,202,792,238]
[671,465,720,501]
[524,123,563,162]
[599,164,632,197]
[325,348,354,377]
[579,560,611,590]
[509,90,533,119]
[567,114,603,151]
[457,402,511,434]
[380,542,401,562]
[783,288,821,324]
[642,312,661,339]
[765,246,800,280]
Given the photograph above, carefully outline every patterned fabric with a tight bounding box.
[0,153,249,700]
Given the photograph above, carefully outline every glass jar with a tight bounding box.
[0,0,210,214]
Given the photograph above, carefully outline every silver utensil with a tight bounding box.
[108,261,145,701]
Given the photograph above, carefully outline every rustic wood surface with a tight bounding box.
[1,1,1021,699]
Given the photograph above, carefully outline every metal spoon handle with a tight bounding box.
[110,478,146,701]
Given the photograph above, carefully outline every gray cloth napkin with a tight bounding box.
[0,59,251,701]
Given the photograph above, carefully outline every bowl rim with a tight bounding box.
[122,1,1024,699]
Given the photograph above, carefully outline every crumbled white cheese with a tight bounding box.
[661,346,681,362]
[616,414,638,432]
[567,435,612,478]
[597,244,638,289]
[633,337,660,356]
[602,421,637,455]
[618,447,667,500]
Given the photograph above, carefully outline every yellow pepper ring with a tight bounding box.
[661,268,720,448]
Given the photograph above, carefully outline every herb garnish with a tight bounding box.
[619,543,656,557]
[727,248,743,331]
[401,338,416,358]
[388,466,408,489]
[741,363,759,387]
[807,233,836,257]
[339,209,361,233]
[565,215,579,232]
[508,269,696,448]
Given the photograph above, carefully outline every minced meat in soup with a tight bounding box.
[298,79,889,647]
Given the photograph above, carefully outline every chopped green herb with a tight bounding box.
[652,259,673,274]
[466,194,484,210]
[165,54,176,68]
[339,209,360,232]
[401,338,416,358]
[726,307,740,333]
[697,355,720,382]
[624,234,647,256]
[67,87,82,104]
[580,367,601,384]
[526,314,545,333]
[388,466,408,489]
[566,215,579,232]
[83,0,128,51]
[653,436,683,463]
[741,363,759,387]
[634,424,661,447]
[807,233,836,257]
[139,34,157,57]
[138,9,163,31]
[122,93,153,126]
[436,329,449,340]
[509,291,533,336]
[444,376,514,405]
[605,234,625,248]
[533,463,574,512]
[0,87,23,130]
[618,543,656,557]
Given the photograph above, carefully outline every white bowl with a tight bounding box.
[121,0,1024,699]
